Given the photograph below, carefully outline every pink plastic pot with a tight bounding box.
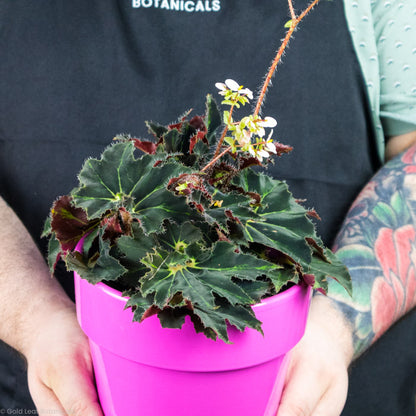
[74,273,311,416]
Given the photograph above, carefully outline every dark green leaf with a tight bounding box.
[192,302,262,343]
[235,279,271,303]
[164,129,185,154]
[204,189,255,229]
[41,217,52,238]
[72,142,147,217]
[140,241,282,323]
[72,142,198,232]
[66,236,126,284]
[234,170,315,265]
[116,222,155,262]
[46,232,61,272]
[191,139,210,157]
[197,272,255,305]
[82,230,99,255]
[307,249,352,295]
[131,187,199,234]
[205,94,222,146]
[194,242,281,280]
[126,292,156,321]
[157,221,203,252]
[141,249,217,309]
[268,267,300,293]
[157,307,188,329]
[146,121,168,139]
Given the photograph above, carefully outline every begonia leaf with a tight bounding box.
[231,169,351,294]
[50,195,96,251]
[235,279,271,303]
[307,248,352,295]
[71,141,198,233]
[46,232,61,272]
[146,121,168,139]
[65,232,126,284]
[139,241,281,342]
[157,221,203,252]
[125,292,156,322]
[192,302,262,343]
[205,94,222,146]
[131,138,157,154]
[232,170,315,265]
[116,222,155,265]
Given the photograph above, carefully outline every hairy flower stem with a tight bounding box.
[201,145,233,172]
[253,0,321,117]
[202,0,321,172]
[288,0,296,20]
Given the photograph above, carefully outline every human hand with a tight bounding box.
[276,295,354,416]
[24,304,103,416]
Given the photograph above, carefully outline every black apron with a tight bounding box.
[1,1,414,413]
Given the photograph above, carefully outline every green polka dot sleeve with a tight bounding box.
[373,0,416,137]
[344,0,416,160]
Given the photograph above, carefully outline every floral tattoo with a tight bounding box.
[329,144,416,356]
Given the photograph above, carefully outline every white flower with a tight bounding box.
[256,126,266,138]
[224,79,240,91]
[265,140,277,154]
[215,82,227,91]
[248,146,256,157]
[257,149,270,161]
[240,87,254,100]
[258,117,277,128]
[215,82,227,96]
[263,130,277,154]
[215,79,253,104]
[215,79,240,92]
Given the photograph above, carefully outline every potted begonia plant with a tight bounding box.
[43,1,352,415]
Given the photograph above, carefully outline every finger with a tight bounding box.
[28,375,66,416]
[276,357,328,416]
[46,353,103,416]
[310,372,349,416]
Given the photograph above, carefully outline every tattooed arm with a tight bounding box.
[330,131,416,356]
[277,131,416,416]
